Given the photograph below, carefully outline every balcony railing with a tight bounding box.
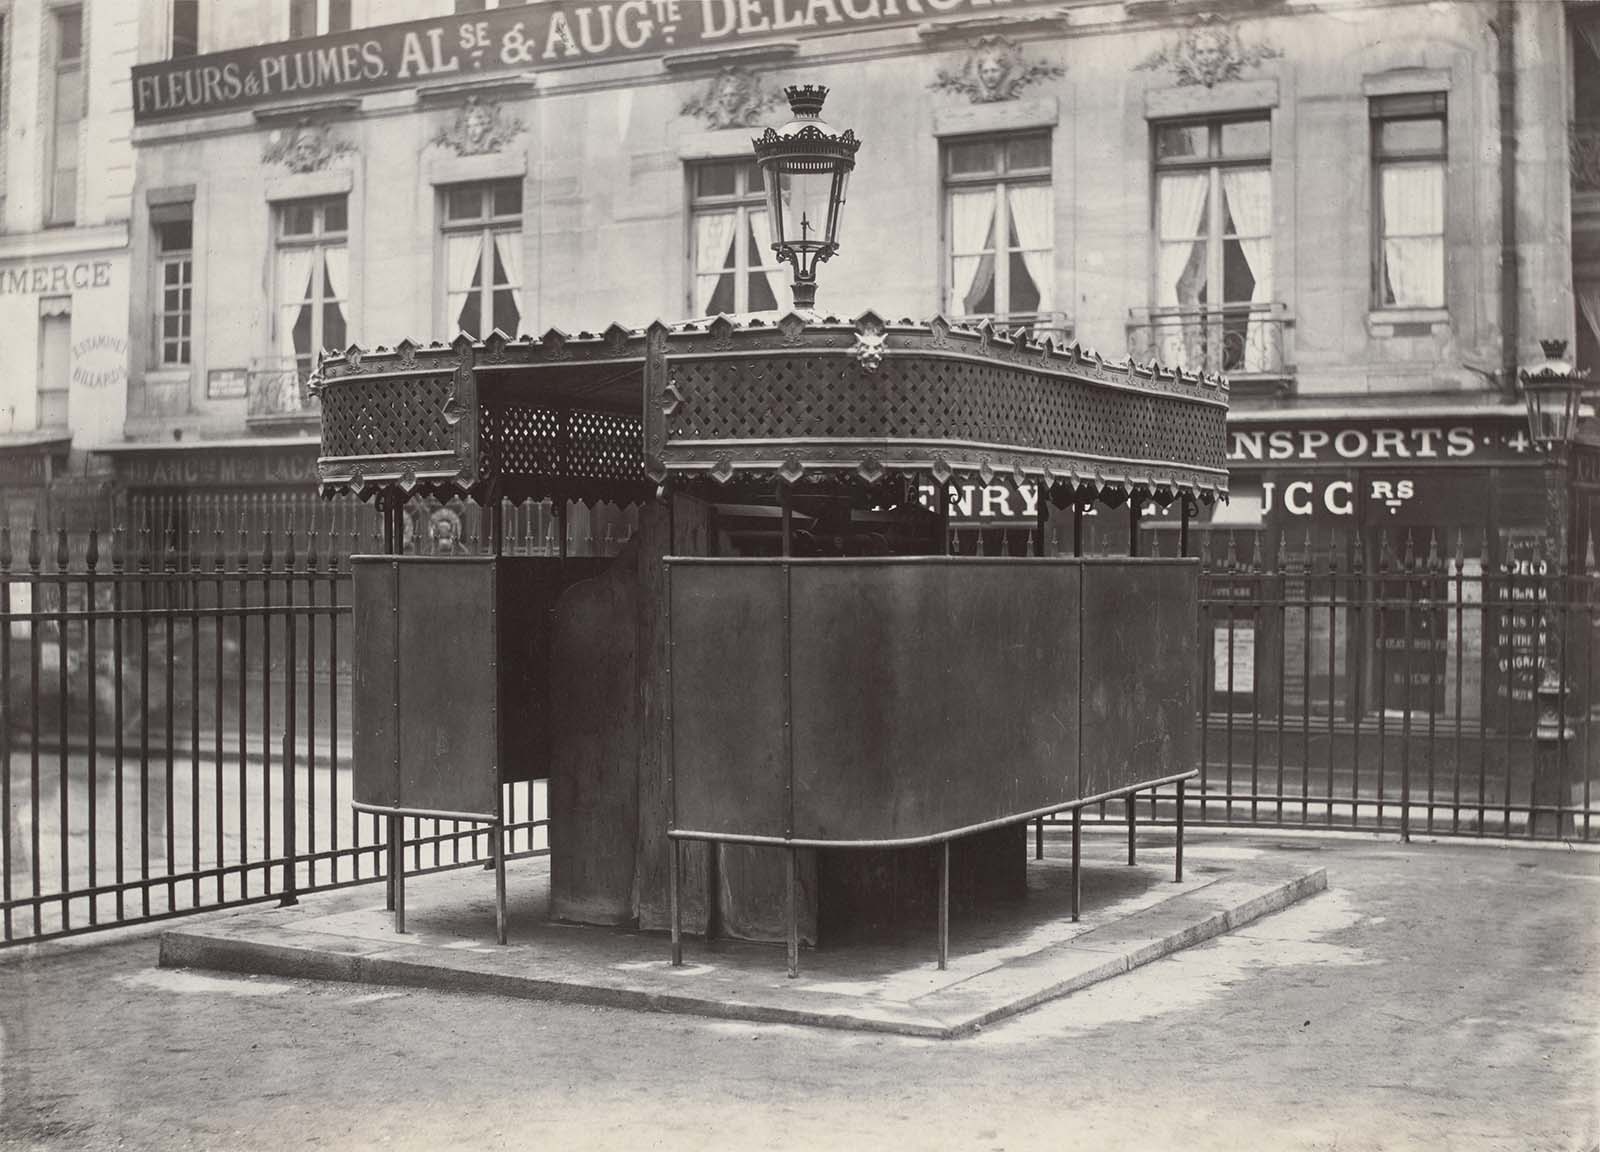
[246,358,319,430]
[1126,303,1293,393]
[950,311,1073,345]
[1572,125,1600,196]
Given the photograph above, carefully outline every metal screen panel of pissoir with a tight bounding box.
[668,558,1093,844]
[352,557,501,820]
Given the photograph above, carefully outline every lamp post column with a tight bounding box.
[1533,444,1570,839]
[1522,338,1587,840]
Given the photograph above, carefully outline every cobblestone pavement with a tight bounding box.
[2,831,1597,1152]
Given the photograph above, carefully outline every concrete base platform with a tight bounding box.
[159,831,1326,1039]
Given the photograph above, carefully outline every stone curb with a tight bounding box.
[159,867,1327,1040]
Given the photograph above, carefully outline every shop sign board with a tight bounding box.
[111,447,321,488]
[133,0,1053,123]
[1227,417,1536,468]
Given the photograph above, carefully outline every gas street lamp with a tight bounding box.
[1521,338,1590,451]
[752,85,861,311]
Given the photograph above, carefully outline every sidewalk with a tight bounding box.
[2,829,1597,1152]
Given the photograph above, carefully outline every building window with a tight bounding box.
[274,197,348,380]
[942,132,1053,324]
[1152,116,1271,371]
[688,159,786,316]
[47,5,83,227]
[441,180,524,338]
[289,0,351,39]
[0,12,9,223]
[170,0,198,58]
[38,309,71,429]
[1372,93,1446,310]
[155,213,193,367]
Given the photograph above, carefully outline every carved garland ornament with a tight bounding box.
[930,35,1064,104]
[1136,14,1283,89]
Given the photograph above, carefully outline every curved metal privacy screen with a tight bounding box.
[311,310,1229,508]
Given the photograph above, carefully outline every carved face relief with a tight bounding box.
[464,103,493,147]
[976,48,1011,97]
[931,35,1063,106]
[681,67,778,129]
[1136,15,1283,89]
[263,120,353,173]
[433,98,524,157]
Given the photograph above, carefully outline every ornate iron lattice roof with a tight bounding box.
[311,310,1229,506]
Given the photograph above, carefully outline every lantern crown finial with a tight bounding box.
[784,84,829,118]
[1540,338,1570,361]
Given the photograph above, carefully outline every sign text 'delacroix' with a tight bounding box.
[133,0,1039,122]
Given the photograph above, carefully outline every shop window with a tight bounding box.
[37,308,71,429]
[942,132,1053,326]
[687,159,785,317]
[154,210,194,367]
[289,0,351,39]
[46,5,83,227]
[274,196,348,380]
[1151,115,1272,372]
[1371,93,1446,310]
[441,180,524,338]
[170,0,198,59]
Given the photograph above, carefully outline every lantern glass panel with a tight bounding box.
[775,166,837,250]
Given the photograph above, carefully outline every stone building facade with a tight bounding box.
[105,0,1585,560]
[0,0,135,533]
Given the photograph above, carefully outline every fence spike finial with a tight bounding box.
[1376,528,1390,573]
[285,498,297,570]
[1453,527,1465,573]
[1426,530,1440,573]
[1586,521,1597,576]
[1301,525,1312,569]
[112,523,125,571]
[1352,531,1365,574]
[306,501,320,571]
[55,527,68,571]
[1273,529,1285,573]
[28,517,41,570]
[1225,530,1239,573]
[1402,529,1415,571]
[0,523,11,571]
[86,527,99,571]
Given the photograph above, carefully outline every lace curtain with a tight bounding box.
[747,208,790,312]
[276,248,315,363]
[949,189,996,315]
[1221,169,1271,371]
[693,211,738,316]
[1380,166,1444,308]
[1156,173,1208,310]
[492,231,525,335]
[1007,184,1053,314]
[445,234,483,335]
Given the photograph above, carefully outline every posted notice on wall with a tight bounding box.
[1213,622,1256,694]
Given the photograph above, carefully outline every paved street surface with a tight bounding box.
[2,830,1598,1151]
